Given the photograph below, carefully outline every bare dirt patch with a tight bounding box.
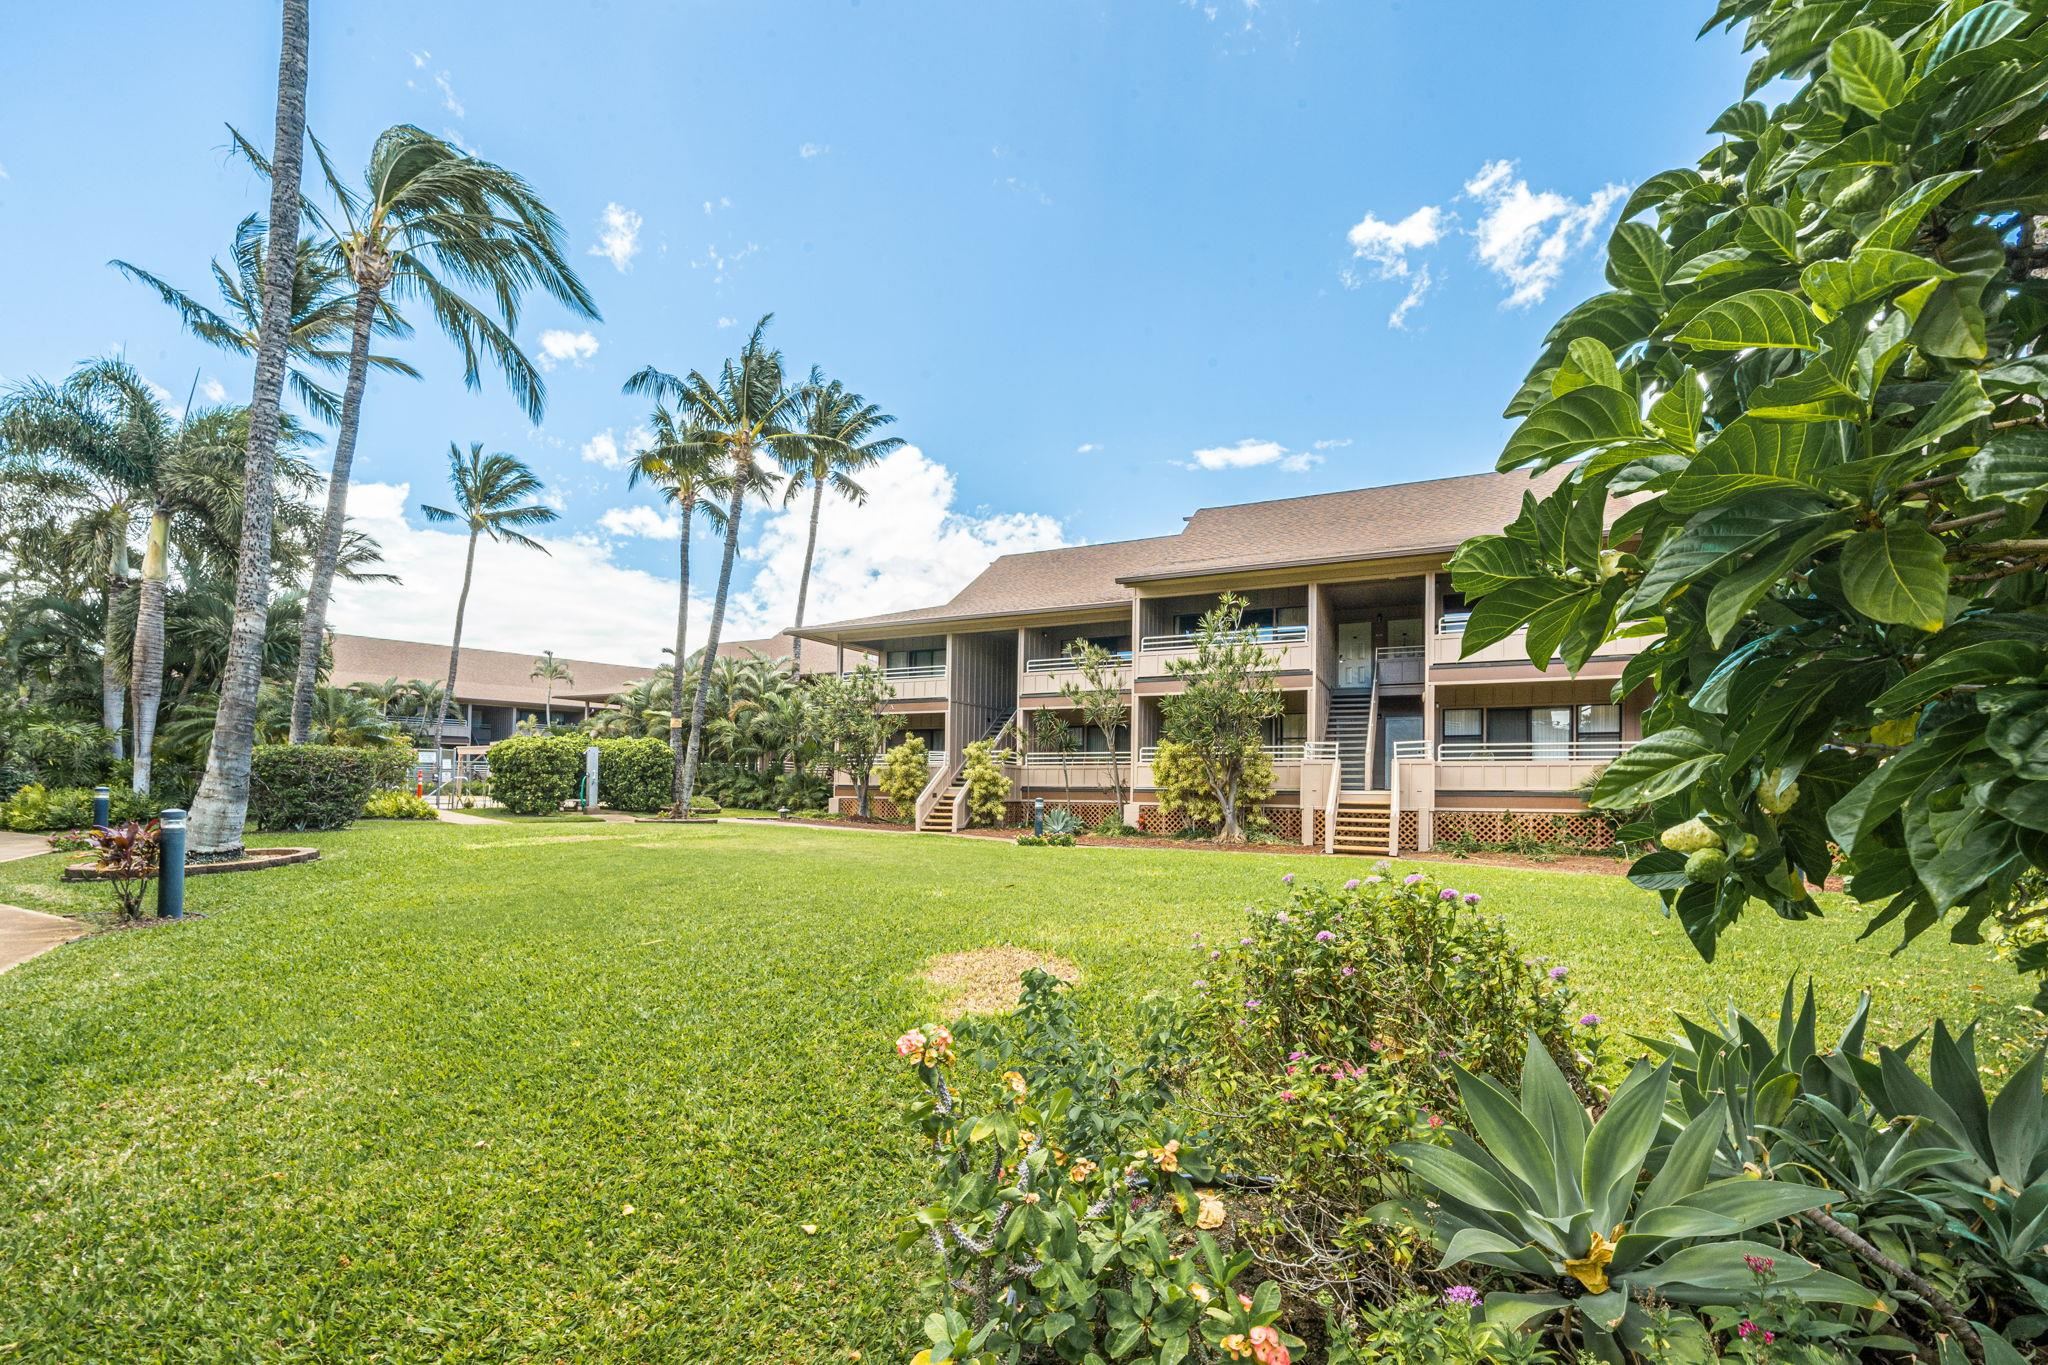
[924,947,1080,1016]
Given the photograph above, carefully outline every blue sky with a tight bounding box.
[0,1,1746,662]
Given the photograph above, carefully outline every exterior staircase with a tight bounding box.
[1329,689,1374,792]
[1329,802,1391,855]
[920,780,962,831]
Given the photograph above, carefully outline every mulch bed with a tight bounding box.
[61,846,319,882]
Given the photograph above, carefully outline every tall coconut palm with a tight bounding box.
[783,373,902,667]
[624,403,730,807]
[531,651,573,729]
[0,359,247,791]
[623,316,814,816]
[187,0,310,856]
[231,124,600,746]
[420,443,558,778]
[111,213,418,427]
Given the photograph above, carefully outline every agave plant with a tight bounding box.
[1391,1036,1878,1361]
[1041,805,1085,839]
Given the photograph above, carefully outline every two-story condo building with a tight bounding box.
[792,469,1649,856]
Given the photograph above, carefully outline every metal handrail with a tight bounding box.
[1139,625,1307,652]
[869,664,946,680]
[1438,740,1631,762]
[1021,751,1121,766]
[1023,652,1132,673]
[1390,739,1430,761]
[1138,741,1338,764]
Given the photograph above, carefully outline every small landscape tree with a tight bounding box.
[1153,737,1273,835]
[808,666,900,818]
[1060,640,1129,809]
[1028,707,1078,800]
[875,734,929,820]
[1158,593,1283,842]
[959,737,1012,828]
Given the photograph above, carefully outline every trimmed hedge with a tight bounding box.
[595,737,671,813]
[364,789,437,820]
[486,735,584,815]
[1,784,158,832]
[249,745,410,832]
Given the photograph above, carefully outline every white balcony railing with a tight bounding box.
[1021,751,1123,767]
[1139,625,1307,653]
[871,664,945,680]
[1024,652,1132,673]
[1374,645,1425,686]
[1438,740,1631,763]
[1138,741,1338,764]
[1390,739,1430,761]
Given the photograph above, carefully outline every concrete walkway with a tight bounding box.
[0,831,89,972]
[435,808,504,826]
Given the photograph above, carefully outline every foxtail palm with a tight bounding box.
[531,651,573,728]
[783,373,901,667]
[421,443,558,779]
[111,213,418,426]
[187,0,309,855]
[232,123,598,745]
[623,316,810,816]
[624,403,730,808]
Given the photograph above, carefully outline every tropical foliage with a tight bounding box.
[1446,0,2048,1004]
[247,743,410,832]
[877,735,931,816]
[1159,594,1285,842]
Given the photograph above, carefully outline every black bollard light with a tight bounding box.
[93,785,111,827]
[157,808,187,920]
[1033,798,1044,837]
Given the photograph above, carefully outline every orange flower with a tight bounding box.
[1149,1139,1182,1174]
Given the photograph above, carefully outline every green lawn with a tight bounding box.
[0,822,2037,1361]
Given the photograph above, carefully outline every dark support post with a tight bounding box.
[93,785,111,827]
[157,808,187,920]
[1033,798,1044,837]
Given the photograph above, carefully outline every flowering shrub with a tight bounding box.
[84,819,162,920]
[896,970,1304,1364]
[362,789,437,820]
[1178,866,1590,1315]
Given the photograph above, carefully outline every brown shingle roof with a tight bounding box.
[327,634,653,709]
[716,633,874,675]
[796,468,1566,639]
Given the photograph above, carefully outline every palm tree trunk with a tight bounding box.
[676,477,744,813]
[101,537,129,763]
[187,0,308,854]
[433,528,481,789]
[544,683,552,729]
[668,506,693,813]
[288,283,383,743]
[128,508,170,795]
[790,478,824,669]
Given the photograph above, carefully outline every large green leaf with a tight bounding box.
[1647,371,1704,450]
[1581,1058,1673,1229]
[1961,430,2048,504]
[1552,337,1625,396]
[1606,222,1671,300]
[1870,641,2046,715]
[1734,205,1800,261]
[1393,1143,1531,1218]
[1454,1069,1559,1213]
[1672,289,1818,352]
[1801,249,1954,315]
[1860,171,1977,252]
[1840,525,1951,630]
[1827,26,1906,115]
[1447,535,1540,596]
[1461,578,1587,656]
[1591,729,1720,806]
[1500,385,1643,473]
[1704,517,1853,645]
[1665,418,1833,513]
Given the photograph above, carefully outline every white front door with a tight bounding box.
[1337,623,1375,688]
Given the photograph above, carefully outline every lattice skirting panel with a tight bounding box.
[1005,799,1120,828]
[1137,804,1189,836]
[1265,808,1303,843]
[1311,810,1326,845]
[833,794,905,821]
[1431,808,1617,850]
[1136,804,1303,841]
[1400,812,1419,850]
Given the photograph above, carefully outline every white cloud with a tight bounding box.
[798,142,829,159]
[0,162,9,180]
[1076,442,1101,454]
[1388,264,1434,329]
[716,316,737,329]
[434,71,464,117]
[1463,159,1627,308]
[580,425,651,471]
[200,377,228,403]
[726,446,1068,636]
[1312,437,1352,451]
[1182,438,1319,474]
[588,202,642,272]
[328,482,675,662]
[409,49,430,69]
[537,329,599,371]
[692,241,758,285]
[599,505,680,539]
[1345,204,1443,280]
[702,196,732,216]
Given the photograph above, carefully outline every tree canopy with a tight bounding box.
[1449,0,2048,1001]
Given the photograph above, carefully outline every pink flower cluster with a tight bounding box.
[1220,1325,1290,1364]
[1737,1321,1775,1344]
[894,1025,954,1067]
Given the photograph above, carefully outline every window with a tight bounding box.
[886,648,943,671]
[1485,708,1530,746]
[1577,704,1621,737]
[1441,708,1482,740]
[1531,706,1573,758]
[1082,634,1133,656]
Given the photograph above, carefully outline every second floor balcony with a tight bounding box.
[1020,650,1132,695]
[1391,736,1635,793]
[1429,615,1654,670]
[1133,739,1337,791]
[1137,624,1311,679]
[844,661,949,700]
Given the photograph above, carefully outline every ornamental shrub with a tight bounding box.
[875,735,928,817]
[959,738,1011,828]
[363,789,436,820]
[1180,867,1590,1316]
[248,745,407,832]
[1154,738,1273,834]
[594,736,670,813]
[486,734,584,815]
[1,784,156,832]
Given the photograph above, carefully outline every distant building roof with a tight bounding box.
[716,632,874,675]
[327,634,653,710]
[796,467,1567,640]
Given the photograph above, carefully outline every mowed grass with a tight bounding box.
[0,822,2039,1362]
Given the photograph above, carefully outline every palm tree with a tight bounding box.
[531,651,573,729]
[420,443,558,779]
[624,404,730,807]
[0,359,247,791]
[235,124,599,746]
[111,213,418,427]
[783,374,902,667]
[187,0,309,856]
[623,316,812,816]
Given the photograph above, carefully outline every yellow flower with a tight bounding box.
[911,1352,934,1365]
[1002,1070,1028,1099]
[1195,1192,1228,1230]
[1188,1281,1212,1304]
[1221,1333,1252,1360]
[1564,1224,1623,1294]
[1149,1139,1182,1174]
[1067,1158,1098,1183]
